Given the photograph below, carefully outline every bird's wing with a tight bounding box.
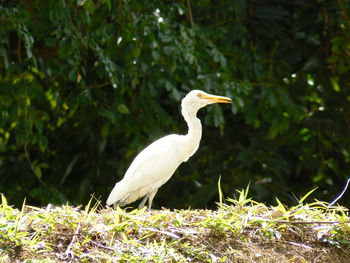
[122,134,186,186]
[107,134,187,206]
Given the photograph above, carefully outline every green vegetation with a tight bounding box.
[1,191,350,262]
[1,1,350,209]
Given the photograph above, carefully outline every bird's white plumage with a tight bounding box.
[107,90,231,209]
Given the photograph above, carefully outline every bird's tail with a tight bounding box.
[106,181,129,206]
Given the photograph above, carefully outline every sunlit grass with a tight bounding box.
[0,189,349,262]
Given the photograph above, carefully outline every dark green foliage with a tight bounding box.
[0,0,350,208]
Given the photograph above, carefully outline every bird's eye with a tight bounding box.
[196,93,203,98]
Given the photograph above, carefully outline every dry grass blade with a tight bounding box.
[0,193,349,262]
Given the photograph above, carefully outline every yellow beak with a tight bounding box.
[202,94,232,104]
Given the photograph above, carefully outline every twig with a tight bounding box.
[83,236,115,251]
[24,144,48,188]
[186,0,194,27]
[338,0,350,28]
[22,74,48,188]
[209,18,233,29]
[195,235,229,262]
[143,227,181,239]
[254,219,350,225]
[278,240,313,250]
[64,223,81,260]
[329,176,350,206]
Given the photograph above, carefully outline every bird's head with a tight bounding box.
[181,90,232,114]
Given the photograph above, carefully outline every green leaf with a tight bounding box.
[299,188,318,204]
[101,123,110,137]
[132,46,141,58]
[217,175,223,209]
[151,50,160,61]
[101,0,112,11]
[38,136,48,152]
[330,77,340,92]
[165,80,174,91]
[117,104,130,115]
[213,105,224,127]
[33,118,44,134]
[172,88,181,101]
[69,69,77,82]
[1,194,8,206]
[100,109,116,123]
[34,166,42,179]
[44,37,56,47]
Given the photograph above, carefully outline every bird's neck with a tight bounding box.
[182,109,202,148]
[186,114,202,139]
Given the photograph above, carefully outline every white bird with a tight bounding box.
[106,90,231,209]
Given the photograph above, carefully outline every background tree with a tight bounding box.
[0,0,349,208]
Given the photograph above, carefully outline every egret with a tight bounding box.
[106,90,231,209]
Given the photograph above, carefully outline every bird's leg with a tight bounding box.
[147,189,158,209]
[138,194,149,209]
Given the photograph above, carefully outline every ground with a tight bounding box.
[0,191,349,262]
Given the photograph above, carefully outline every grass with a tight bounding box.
[0,189,350,262]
